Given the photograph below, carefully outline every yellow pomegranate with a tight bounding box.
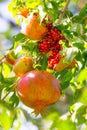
[13,56,33,77]
[54,57,76,72]
[21,13,48,40]
[17,70,61,115]
[5,51,16,65]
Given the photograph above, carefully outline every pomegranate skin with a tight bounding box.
[13,56,33,77]
[21,13,48,40]
[17,70,61,115]
[54,57,76,72]
[5,51,16,65]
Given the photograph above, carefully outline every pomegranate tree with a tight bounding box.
[0,0,85,129]
[17,70,61,115]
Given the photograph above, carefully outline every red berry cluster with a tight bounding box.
[37,23,65,69]
[47,27,65,43]
[48,53,62,69]
[38,38,51,53]
[48,44,62,69]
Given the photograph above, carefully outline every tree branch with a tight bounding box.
[58,0,71,24]
[0,55,6,64]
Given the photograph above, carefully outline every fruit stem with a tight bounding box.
[58,0,71,24]
[0,55,6,63]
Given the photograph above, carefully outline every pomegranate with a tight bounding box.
[13,56,33,77]
[17,70,61,115]
[5,51,16,65]
[54,57,76,72]
[21,13,48,40]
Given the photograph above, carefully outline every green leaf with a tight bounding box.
[70,102,87,125]
[60,81,69,90]
[79,3,87,18]
[63,71,72,82]
[46,111,59,120]
[78,87,87,104]
[51,118,76,130]
[76,68,87,83]
[0,72,4,82]
[73,42,85,51]
[59,69,73,90]
[83,50,87,61]
[65,47,78,62]
[40,55,48,70]
[13,33,27,43]
[0,105,13,130]
[3,77,17,90]
[51,1,59,10]
[9,93,19,108]
[22,40,38,55]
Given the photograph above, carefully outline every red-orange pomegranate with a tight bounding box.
[17,70,61,115]
[21,13,48,40]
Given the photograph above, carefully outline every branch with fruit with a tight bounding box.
[0,0,78,116]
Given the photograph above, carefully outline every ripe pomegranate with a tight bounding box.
[21,13,48,40]
[54,57,76,72]
[13,56,33,77]
[17,70,61,115]
[5,51,16,65]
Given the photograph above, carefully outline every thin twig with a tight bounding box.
[0,55,6,64]
[58,0,71,24]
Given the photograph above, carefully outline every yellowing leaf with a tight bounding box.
[27,2,40,9]
[78,87,87,104]
[2,63,12,78]
[76,68,87,83]
[84,43,87,48]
